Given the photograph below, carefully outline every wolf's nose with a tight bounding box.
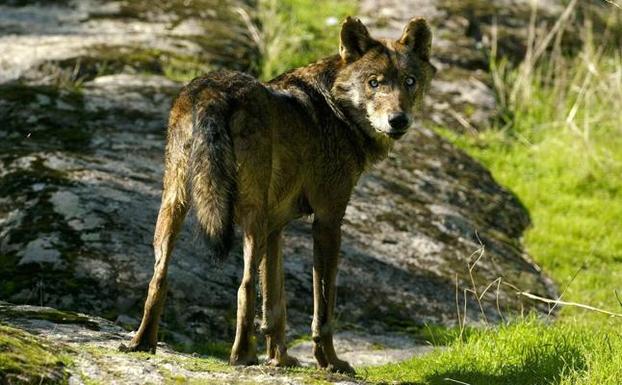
[388,112,408,130]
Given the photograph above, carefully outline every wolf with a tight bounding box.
[122,16,435,374]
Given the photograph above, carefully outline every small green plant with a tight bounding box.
[253,0,357,80]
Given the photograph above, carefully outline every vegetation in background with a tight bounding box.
[255,0,356,80]
[365,1,622,384]
[457,0,622,320]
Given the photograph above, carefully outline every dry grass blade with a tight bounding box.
[601,0,621,9]
[448,108,478,134]
[444,378,472,385]
[466,235,488,325]
[509,0,579,105]
[233,7,262,50]
[515,291,622,318]
[545,262,585,317]
[530,0,579,63]
[455,273,464,338]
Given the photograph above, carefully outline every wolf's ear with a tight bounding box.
[399,17,432,61]
[340,16,377,62]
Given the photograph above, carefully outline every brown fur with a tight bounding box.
[121,16,435,374]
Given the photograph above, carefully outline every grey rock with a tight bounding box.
[19,237,63,266]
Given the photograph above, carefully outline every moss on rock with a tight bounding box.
[0,304,100,331]
[0,324,72,385]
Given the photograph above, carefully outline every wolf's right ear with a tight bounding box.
[340,17,377,63]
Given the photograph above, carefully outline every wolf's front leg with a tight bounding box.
[229,217,265,366]
[311,218,355,375]
[260,229,300,367]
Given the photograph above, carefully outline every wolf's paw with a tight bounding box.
[118,339,156,354]
[326,359,355,375]
[266,354,300,368]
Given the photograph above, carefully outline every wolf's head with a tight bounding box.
[332,17,435,140]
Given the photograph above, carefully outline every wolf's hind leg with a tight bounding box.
[229,213,266,366]
[122,190,188,353]
[311,218,355,375]
[121,119,191,353]
[260,229,300,367]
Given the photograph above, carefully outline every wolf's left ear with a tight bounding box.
[399,17,432,61]
[340,16,377,62]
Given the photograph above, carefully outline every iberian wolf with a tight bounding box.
[123,16,435,374]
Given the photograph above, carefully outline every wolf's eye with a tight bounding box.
[405,76,416,87]
[369,79,379,88]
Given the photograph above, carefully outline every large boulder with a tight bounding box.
[0,0,557,345]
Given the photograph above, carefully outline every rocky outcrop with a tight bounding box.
[1,0,558,349]
[0,301,377,384]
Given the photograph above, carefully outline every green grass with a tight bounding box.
[0,305,100,330]
[0,323,72,384]
[257,0,357,80]
[363,318,622,385]
[81,345,231,384]
[169,340,232,361]
[444,47,622,321]
[441,119,622,319]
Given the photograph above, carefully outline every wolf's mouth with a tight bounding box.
[386,130,407,139]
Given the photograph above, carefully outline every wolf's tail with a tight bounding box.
[188,97,237,261]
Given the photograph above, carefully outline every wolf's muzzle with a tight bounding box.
[388,112,409,131]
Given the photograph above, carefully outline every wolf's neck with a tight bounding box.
[305,56,394,168]
[269,56,393,169]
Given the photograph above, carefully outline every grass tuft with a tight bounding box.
[363,319,619,385]
[254,0,356,80]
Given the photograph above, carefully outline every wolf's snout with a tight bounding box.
[388,112,408,131]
